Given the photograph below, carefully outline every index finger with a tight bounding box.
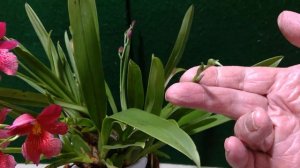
[180,66,280,95]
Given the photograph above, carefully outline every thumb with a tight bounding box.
[234,108,274,152]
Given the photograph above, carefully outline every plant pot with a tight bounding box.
[127,157,148,168]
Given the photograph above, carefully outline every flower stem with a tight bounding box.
[1,147,22,154]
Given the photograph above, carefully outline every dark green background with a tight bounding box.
[1,0,300,167]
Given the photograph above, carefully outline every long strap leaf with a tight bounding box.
[164,5,194,80]
[68,0,107,130]
[25,4,59,75]
[144,56,165,115]
[127,60,144,109]
[0,88,48,107]
[14,47,74,102]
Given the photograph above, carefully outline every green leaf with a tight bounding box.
[100,117,113,159]
[61,135,74,152]
[178,110,212,126]
[144,56,165,115]
[127,60,144,109]
[0,100,37,117]
[1,147,21,154]
[103,142,145,150]
[14,46,74,102]
[253,56,284,67]
[104,159,118,168]
[64,32,84,104]
[16,73,47,95]
[60,133,93,163]
[153,150,171,160]
[185,114,231,135]
[163,106,200,121]
[164,5,194,80]
[105,82,118,114]
[110,109,201,167]
[68,0,107,130]
[57,42,81,102]
[76,118,95,129]
[0,88,48,107]
[160,103,180,119]
[52,98,87,114]
[70,134,91,154]
[46,153,91,168]
[165,68,185,87]
[64,31,81,85]
[25,4,59,74]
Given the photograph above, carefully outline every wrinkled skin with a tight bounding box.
[166,65,300,168]
[165,9,300,168]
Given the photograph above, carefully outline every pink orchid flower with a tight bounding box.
[0,152,16,168]
[0,108,10,139]
[277,10,300,48]
[0,22,18,76]
[0,108,16,168]
[8,105,68,164]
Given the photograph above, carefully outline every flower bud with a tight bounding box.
[126,21,136,39]
[278,10,300,48]
[118,46,124,54]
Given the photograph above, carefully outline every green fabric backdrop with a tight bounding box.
[1,0,300,167]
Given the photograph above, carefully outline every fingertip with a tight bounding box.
[225,136,253,168]
[235,108,274,152]
[165,82,205,108]
[252,108,273,132]
[179,66,199,82]
[165,83,181,102]
[277,10,300,48]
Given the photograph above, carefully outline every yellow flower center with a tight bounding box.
[32,122,42,135]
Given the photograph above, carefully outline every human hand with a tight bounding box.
[166,65,300,168]
[165,9,300,168]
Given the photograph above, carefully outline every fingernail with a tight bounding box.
[253,110,261,130]
[245,111,260,132]
[224,138,231,153]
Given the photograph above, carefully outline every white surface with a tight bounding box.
[16,164,220,168]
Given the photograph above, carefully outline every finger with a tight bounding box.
[225,136,271,168]
[180,66,280,95]
[165,82,267,119]
[225,136,254,168]
[234,108,274,152]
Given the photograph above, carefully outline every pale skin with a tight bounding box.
[165,65,300,168]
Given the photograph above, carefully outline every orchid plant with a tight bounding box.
[0,0,284,168]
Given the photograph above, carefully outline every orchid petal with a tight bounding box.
[22,134,42,165]
[11,114,35,127]
[0,108,10,124]
[8,114,35,135]
[0,40,18,50]
[0,49,18,75]
[40,137,62,158]
[0,130,10,139]
[43,122,68,135]
[0,152,16,168]
[22,131,61,164]
[0,22,6,39]
[278,10,300,48]
[37,105,62,125]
